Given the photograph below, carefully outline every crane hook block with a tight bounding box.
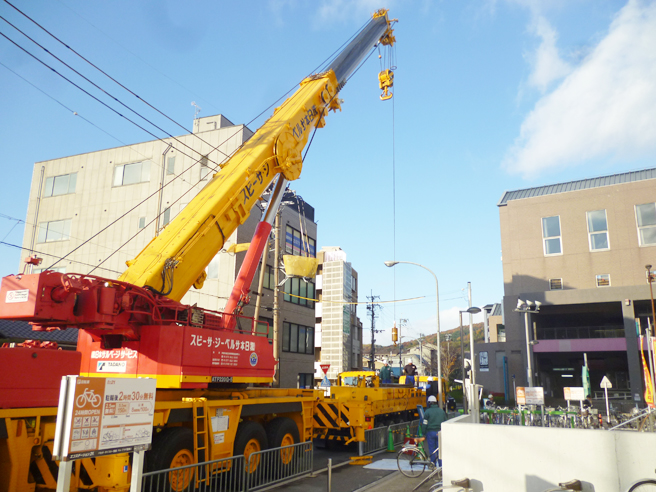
[378,69,394,101]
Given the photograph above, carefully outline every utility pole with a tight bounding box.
[367,293,381,370]
[399,318,408,374]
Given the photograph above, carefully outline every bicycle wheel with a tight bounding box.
[628,479,656,491]
[397,448,425,478]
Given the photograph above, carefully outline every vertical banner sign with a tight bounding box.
[53,376,157,461]
[640,337,654,408]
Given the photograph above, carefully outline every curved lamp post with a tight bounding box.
[384,260,442,407]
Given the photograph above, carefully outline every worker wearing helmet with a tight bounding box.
[422,395,448,466]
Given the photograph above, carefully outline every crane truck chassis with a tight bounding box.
[0,9,404,492]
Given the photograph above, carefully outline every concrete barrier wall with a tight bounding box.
[442,420,656,492]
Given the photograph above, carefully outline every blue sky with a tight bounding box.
[1,0,655,345]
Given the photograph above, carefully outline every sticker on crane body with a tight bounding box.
[5,289,29,303]
[187,330,257,367]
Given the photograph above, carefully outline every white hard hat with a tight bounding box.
[428,395,437,403]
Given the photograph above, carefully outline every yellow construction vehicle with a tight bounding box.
[0,9,397,492]
[313,371,424,445]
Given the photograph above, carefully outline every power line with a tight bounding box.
[0,241,123,275]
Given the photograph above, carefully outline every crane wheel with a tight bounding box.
[266,417,300,466]
[234,421,268,476]
[145,427,195,492]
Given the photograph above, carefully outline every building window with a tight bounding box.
[113,161,150,186]
[587,210,609,251]
[255,317,273,340]
[200,155,211,180]
[162,207,171,227]
[37,219,71,243]
[636,203,656,246]
[282,322,314,354]
[549,278,563,290]
[166,155,176,175]
[262,265,276,290]
[138,217,146,229]
[596,274,611,287]
[284,277,315,308]
[207,254,219,279]
[44,172,77,197]
[285,225,315,257]
[542,216,562,255]
[298,373,314,389]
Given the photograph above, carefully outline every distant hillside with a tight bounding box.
[363,322,484,355]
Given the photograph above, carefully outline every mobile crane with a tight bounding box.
[0,9,398,492]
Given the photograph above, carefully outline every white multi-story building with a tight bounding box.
[314,247,362,381]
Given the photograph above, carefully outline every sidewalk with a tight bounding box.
[353,467,437,492]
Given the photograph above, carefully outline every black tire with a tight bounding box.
[234,421,268,477]
[397,448,425,478]
[266,418,300,457]
[629,479,656,492]
[144,427,195,492]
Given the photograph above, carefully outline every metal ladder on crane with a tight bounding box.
[186,397,210,487]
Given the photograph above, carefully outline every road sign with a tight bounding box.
[600,376,613,389]
[320,375,331,387]
[320,364,330,374]
[53,376,156,461]
[564,387,585,401]
[516,386,544,405]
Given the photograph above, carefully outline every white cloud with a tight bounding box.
[526,15,572,92]
[504,0,656,177]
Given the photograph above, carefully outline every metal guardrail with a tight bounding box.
[480,407,656,432]
[142,454,246,491]
[245,441,313,491]
[141,441,312,492]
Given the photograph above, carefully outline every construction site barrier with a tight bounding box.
[141,441,312,492]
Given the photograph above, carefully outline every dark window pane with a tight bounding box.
[290,324,298,353]
[282,322,290,352]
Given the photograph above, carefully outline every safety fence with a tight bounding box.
[141,441,313,492]
[480,407,656,431]
[360,420,421,455]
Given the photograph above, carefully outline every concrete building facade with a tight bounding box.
[314,247,363,381]
[21,114,317,388]
[477,168,656,404]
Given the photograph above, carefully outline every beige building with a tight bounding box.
[477,168,656,403]
[21,114,317,388]
[314,247,363,382]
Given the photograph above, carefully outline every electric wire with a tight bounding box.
[0,241,123,275]
[2,0,235,167]
[0,212,133,262]
[0,15,230,173]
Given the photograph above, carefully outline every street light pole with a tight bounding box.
[459,306,481,414]
[385,261,442,406]
[515,299,541,388]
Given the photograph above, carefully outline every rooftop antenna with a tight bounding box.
[191,101,201,119]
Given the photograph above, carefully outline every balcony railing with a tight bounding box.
[537,326,625,340]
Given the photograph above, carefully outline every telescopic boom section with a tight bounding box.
[118,9,395,304]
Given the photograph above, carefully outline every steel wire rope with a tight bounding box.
[0,15,230,173]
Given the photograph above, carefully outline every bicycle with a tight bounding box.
[397,438,440,478]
